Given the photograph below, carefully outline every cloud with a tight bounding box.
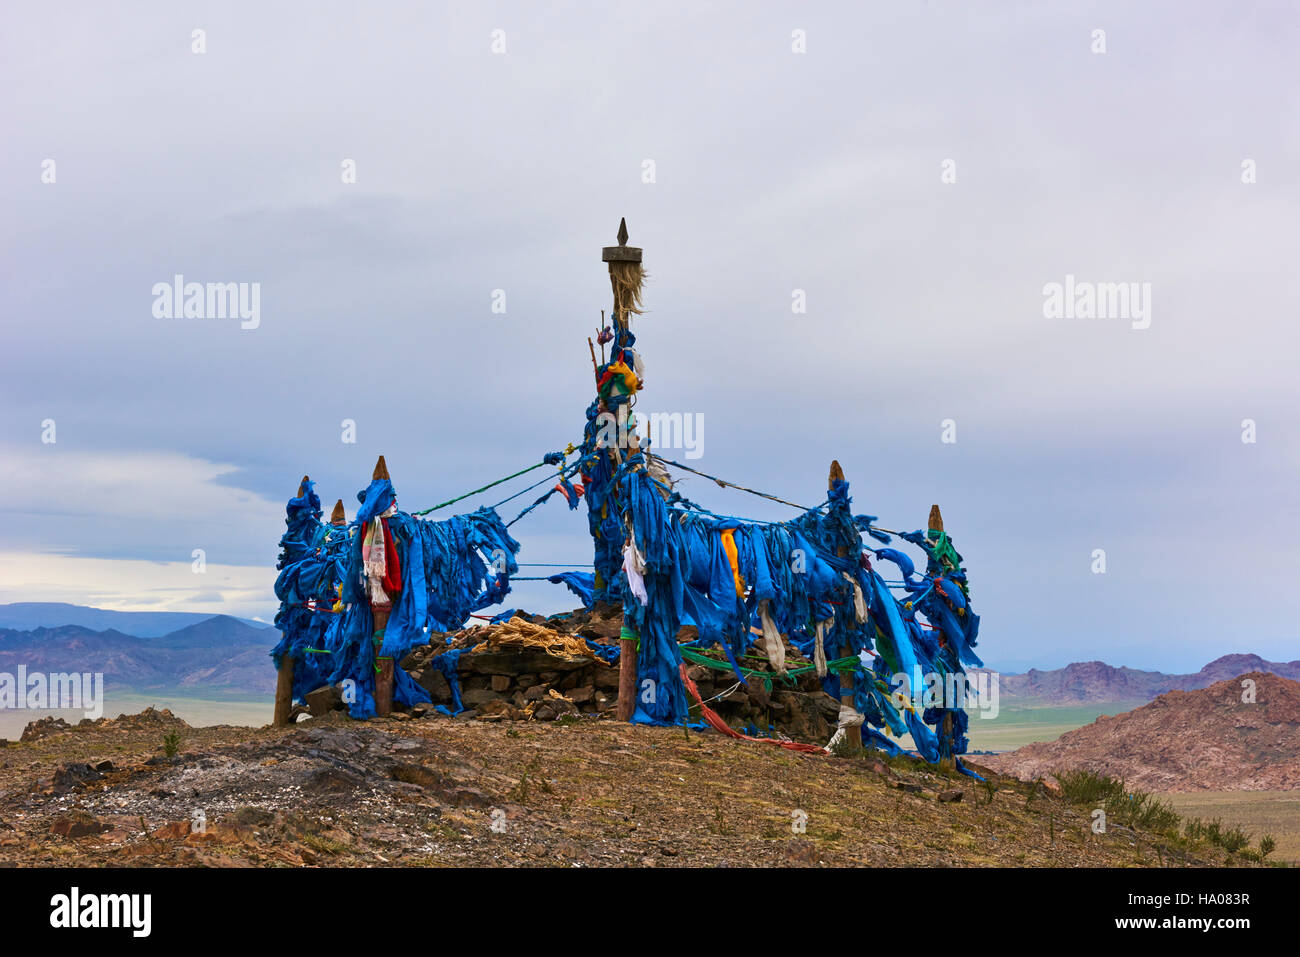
[0,551,275,619]
[0,446,283,567]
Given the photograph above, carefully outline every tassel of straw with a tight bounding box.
[609,260,646,325]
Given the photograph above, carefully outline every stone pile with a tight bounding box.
[307,603,840,742]
[404,606,624,722]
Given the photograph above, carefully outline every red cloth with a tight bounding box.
[679,662,826,754]
[380,517,402,593]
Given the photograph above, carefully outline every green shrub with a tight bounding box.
[829,736,865,760]
[1055,768,1178,835]
[1055,768,1125,806]
[1184,816,1252,854]
[1219,824,1251,853]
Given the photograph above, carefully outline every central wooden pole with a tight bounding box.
[830,460,862,750]
[602,218,645,725]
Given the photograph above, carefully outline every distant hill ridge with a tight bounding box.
[982,654,1300,704]
[0,602,270,637]
[980,672,1300,792]
[0,615,274,696]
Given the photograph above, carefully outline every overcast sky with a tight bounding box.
[2,2,1297,672]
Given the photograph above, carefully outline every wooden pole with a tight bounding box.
[273,475,314,726]
[273,655,294,726]
[603,219,644,724]
[617,628,637,722]
[928,504,944,534]
[370,454,396,718]
[830,460,862,750]
[930,503,956,770]
[598,218,650,722]
[375,658,395,717]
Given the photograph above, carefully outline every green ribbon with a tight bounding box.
[679,647,860,692]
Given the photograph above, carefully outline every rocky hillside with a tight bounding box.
[0,707,1247,868]
[980,672,1300,792]
[989,654,1300,704]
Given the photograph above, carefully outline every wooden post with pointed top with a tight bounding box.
[370,456,396,718]
[604,218,644,723]
[603,216,643,331]
[928,504,944,535]
[330,499,347,526]
[274,476,314,726]
[830,460,862,749]
[930,503,956,770]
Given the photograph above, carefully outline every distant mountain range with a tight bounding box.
[3,603,1294,711]
[0,602,270,637]
[0,615,276,697]
[976,654,1300,705]
[980,672,1300,791]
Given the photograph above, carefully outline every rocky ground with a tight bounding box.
[0,705,1255,868]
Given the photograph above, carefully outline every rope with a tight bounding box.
[665,499,832,529]
[696,680,745,707]
[503,459,587,527]
[654,456,815,511]
[494,457,583,510]
[411,452,573,516]
[679,646,859,690]
[679,661,827,754]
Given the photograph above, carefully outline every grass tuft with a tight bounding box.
[1055,768,1180,835]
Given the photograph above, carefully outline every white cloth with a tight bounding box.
[362,504,397,607]
[813,618,832,678]
[645,452,674,498]
[622,541,648,607]
[825,703,865,752]
[843,572,869,624]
